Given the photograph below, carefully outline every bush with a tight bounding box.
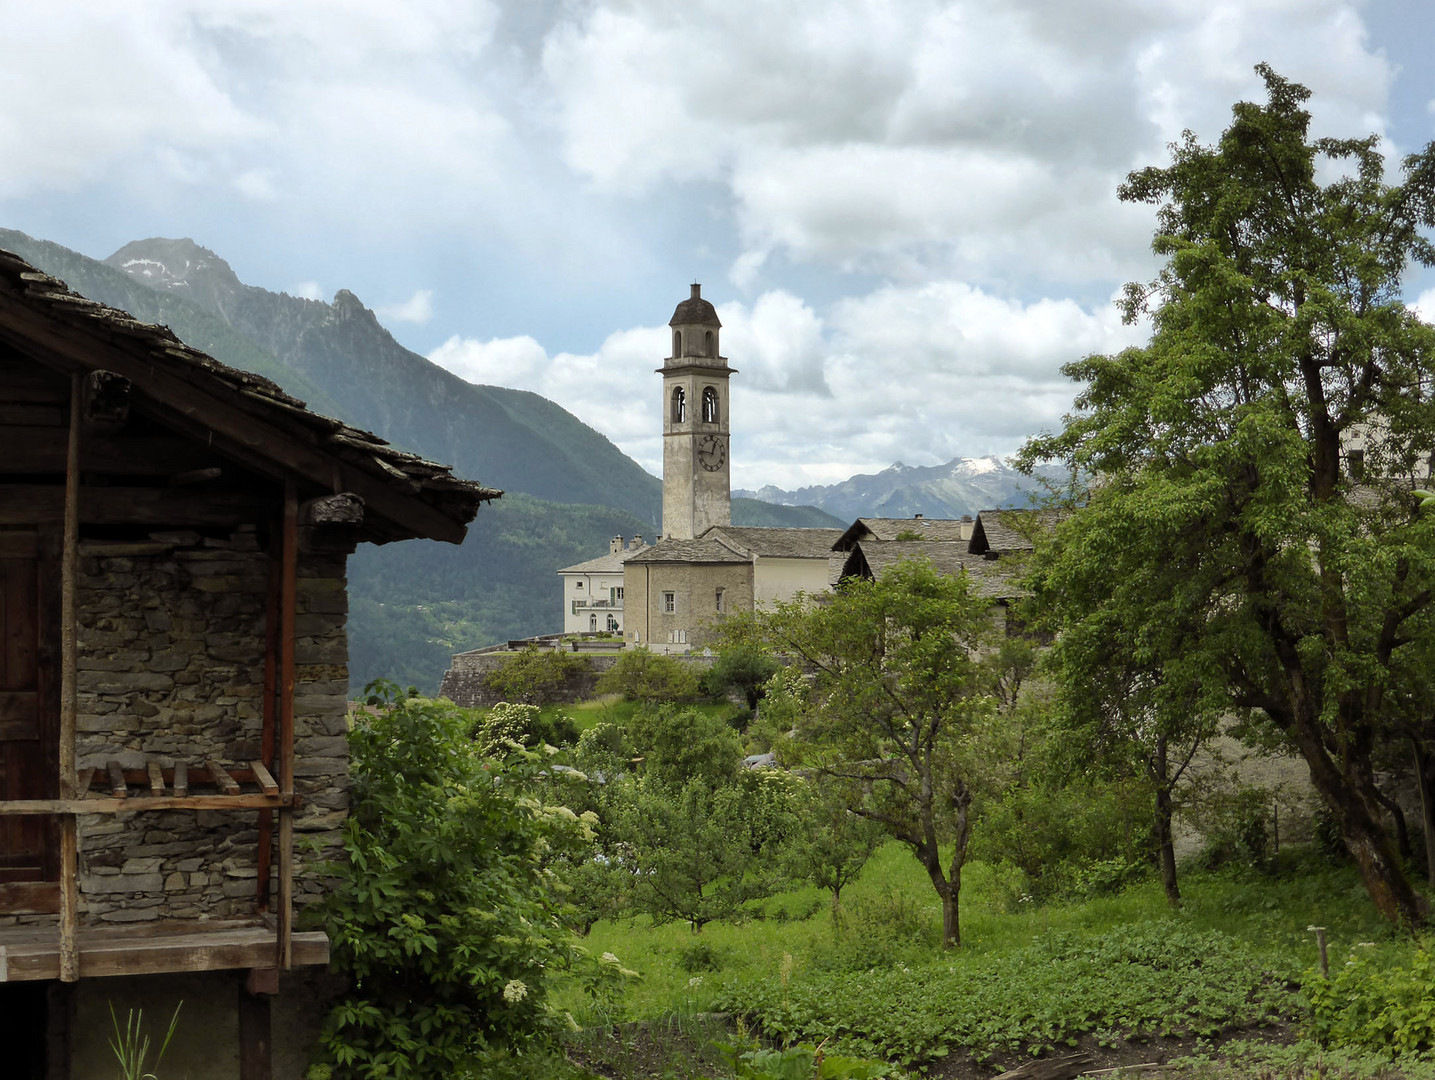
[307,684,603,1078]
[482,645,590,705]
[474,701,578,752]
[594,648,700,704]
[1306,942,1435,1057]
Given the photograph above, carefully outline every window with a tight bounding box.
[612,586,624,601]
[589,614,597,631]
[702,386,719,423]
[704,330,714,356]
[574,580,583,589]
[1347,448,1365,480]
[673,330,682,357]
[671,386,686,423]
[607,614,619,631]
[715,587,725,613]
[663,591,675,613]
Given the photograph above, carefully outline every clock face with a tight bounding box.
[697,433,726,472]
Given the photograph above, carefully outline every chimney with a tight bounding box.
[610,535,623,555]
[630,534,644,550]
[691,283,702,300]
[913,513,923,520]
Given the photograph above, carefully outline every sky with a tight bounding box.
[3,0,1435,491]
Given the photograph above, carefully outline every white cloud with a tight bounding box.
[292,280,324,300]
[378,289,436,325]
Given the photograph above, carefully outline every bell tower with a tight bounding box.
[661,284,734,540]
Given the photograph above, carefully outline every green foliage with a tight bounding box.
[1018,65,1435,926]
[109,1002,182,1080]
[308,685,603,1078]
[1306,941,1435,1057]
[475,701,579,753]
[719,1040,895,1079]
[752,558,998,946]
[595,648,701,705]
[627,706,743,790]
[784,779,887,910]
[715,922,1291,1066]
[701,646,781,710]
[483,646,591,706]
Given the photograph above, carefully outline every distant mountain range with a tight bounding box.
[737,455,1058,521]
[0,228,840,689]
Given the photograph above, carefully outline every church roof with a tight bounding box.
[833,516,972,551]
[669,283,721,327]
[626,536,750,564]
[557,545,652,575]
[707,526,845,559]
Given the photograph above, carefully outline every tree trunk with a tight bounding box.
[1414,738,1435,888]
[1291,719,1427,926]
[1152,737,1181,908]
[1154,782,1181,908]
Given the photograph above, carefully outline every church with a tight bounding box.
[622,285,841,651]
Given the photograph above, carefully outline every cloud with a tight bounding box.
[292,280,324,300]
[378,289,436,325]
[430,282,1146,489]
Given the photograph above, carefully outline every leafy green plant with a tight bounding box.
[719,1040,894,1079]
[109,1002,181,1080]
[307,682,611,1078]
[1306,941,1435,1056]
[595,648,700,704]
[482,645,591,707]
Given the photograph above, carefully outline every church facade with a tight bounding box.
[622,285,840,651]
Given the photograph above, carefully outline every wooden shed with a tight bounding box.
[0,248,498,1078]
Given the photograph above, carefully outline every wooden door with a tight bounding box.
[0,529,59,911]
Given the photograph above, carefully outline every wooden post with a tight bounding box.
[238,973,274,1080]
[277,478,297,969]
[58,374,81,984]
[257,551,280,910]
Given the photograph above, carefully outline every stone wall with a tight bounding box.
[29,532,352,927]
[625,561,754,651]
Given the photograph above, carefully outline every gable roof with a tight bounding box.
[625,535,751,564]
[833,516,972,551]
[558,545,652,575]
[967,508,1065,557]
[0,248,498,544]
[839,540,1025,599]
[706,525,845,559]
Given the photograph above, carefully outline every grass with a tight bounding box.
[539,698,746,735]
[552,842,1426,1077]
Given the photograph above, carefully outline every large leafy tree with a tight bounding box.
[748,559,996,947]
[1020,65,1435,926]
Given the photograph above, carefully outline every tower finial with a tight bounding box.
[691,283,701,299]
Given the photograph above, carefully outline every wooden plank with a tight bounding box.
[249,761,278,797]
[278,480,297,970]
[0,429,216,475]
[105,760,127,799]
[0,794,292,814]
[0,533,38,559]
[205,758,241,796]
[173,760,188,797]
[146,760,165,797]
[58,373,79,984]
[0,927,330,982]
[0,485,268,527]
[0,880,60,913]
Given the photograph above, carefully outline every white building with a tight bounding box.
[558,535,650,635]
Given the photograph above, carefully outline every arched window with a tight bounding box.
[702,387,719,423]
[671,386,686,423]
[705,330,714,356]
[607,614,619,631]
[673,330,682,357]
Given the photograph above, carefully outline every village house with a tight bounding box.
[557,535,649,635]
[0,248,496,1079]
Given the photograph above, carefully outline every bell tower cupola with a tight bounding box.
[661,284,734,540]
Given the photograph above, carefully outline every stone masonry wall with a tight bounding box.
[36,533,352,927]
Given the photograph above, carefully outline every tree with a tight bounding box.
[481,645,589,706]
[594,647,700,704]
[784,777,887,913]
[751,558,996,947]
[308,686,598,1077]
[701,645,781,711]
[1019,65,1435,927]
